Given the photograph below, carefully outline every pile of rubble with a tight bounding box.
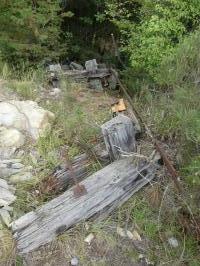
[0,99,55,228]
[47,59,118,91]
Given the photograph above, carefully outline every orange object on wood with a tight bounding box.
[111,98,126,114]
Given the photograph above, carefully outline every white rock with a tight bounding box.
[168,237,179,248]
[71,257,79,266]
[0,209,11,227]
[85,59,98,73]
[116,227,141,241]
[127,230,142,241]
[117,227,126,237]
[84,233,95,245]
[0,100,55,139]
[9,171,33,184]
[49,88,61,97]
[0,127,25,148]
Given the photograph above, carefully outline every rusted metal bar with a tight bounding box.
[64,150,88,198]
[111,69,183,193]
[155,141,182,193]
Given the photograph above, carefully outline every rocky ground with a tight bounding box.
[0,73,198,266]
[1,75,149,266]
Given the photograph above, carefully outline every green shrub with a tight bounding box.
[106,0,200,75]
[143,29,200,170]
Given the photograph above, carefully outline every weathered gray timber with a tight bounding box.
[12,158,157,255]
[101,114,136,161]
[53,144,110,191]
[62,68,117,90]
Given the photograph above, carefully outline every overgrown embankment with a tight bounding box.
[0,42,199,264]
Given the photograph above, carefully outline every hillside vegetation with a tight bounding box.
[0,1,199,265]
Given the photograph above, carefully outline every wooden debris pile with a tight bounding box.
[11,68,163,255]
[11,108,160,254]
[47,59,118,91]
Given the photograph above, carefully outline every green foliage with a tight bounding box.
[8,80,37,99]
[154,29,200,150]
[183,156,200,186]
[137,28,200,174]
[157,28,200,85]
[0,0,70,64]
[105,0,200,75]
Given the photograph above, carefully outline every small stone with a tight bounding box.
[0,209,11,227]
[35,189,40,195]
[71,257,79,266]
[117,227,126,237]
[117,227,141,241]
[85,59,98,73]
[127,230,142,241]
[70,62,84,71]
[49,88,61,97]
[168,237,179,248]
[139,254,145,260]
[84,233,95,245]
[84,222,90,231]
[10,171,33,184]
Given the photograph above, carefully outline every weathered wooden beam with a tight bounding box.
[12,158,158,255]
[42,144,110,194]
[101,114,136,161]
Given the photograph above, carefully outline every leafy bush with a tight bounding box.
[149,29,200,164]
[156,28,200,85]
[106,0,200,75]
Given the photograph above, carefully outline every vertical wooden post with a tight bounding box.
[101,114,136,161]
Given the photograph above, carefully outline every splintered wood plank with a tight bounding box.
[53,144,110,191]
[12,158,157,255]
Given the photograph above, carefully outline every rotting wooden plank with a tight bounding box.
[12,158,158,255]
[50,145,110,192]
